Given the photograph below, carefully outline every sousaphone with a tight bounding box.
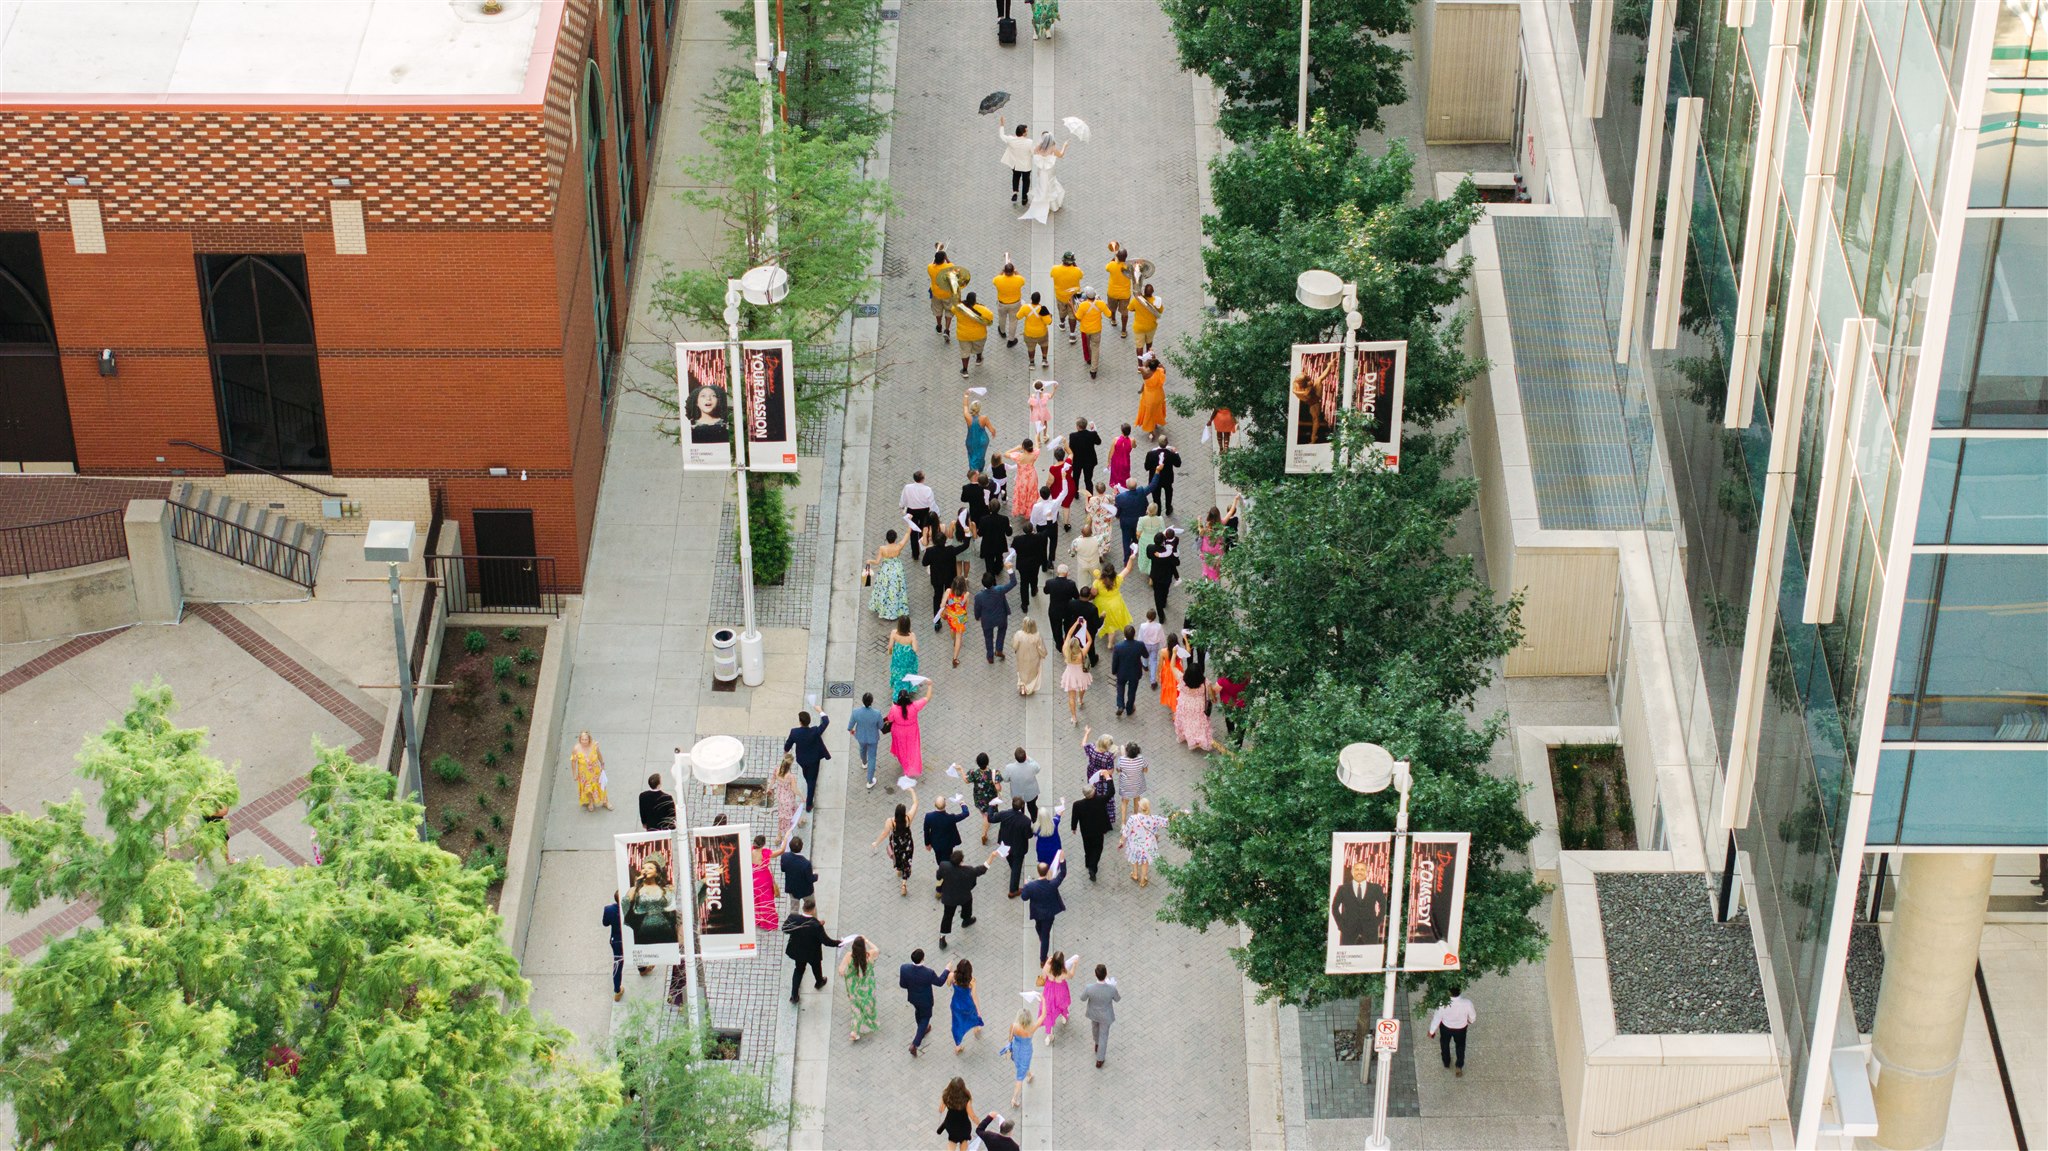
[946,265,972,297]
[1128,257,1155,294]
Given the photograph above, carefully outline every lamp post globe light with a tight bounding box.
[723,262,791,687]
[1338,741,1411,1151]
[1298,268,1364,441]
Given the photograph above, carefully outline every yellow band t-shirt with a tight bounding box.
[928,262,959,300]
[992,272,1026,306]
[1018,304,1052,339]
[953,303,995,342]
[1105,260,1131,300]
[1131,295,1162,332]
[1050,264,1084,303]
[1076,299,1106,334]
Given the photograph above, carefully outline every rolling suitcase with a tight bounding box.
[998,15,1017,44]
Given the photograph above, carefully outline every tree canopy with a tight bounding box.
[0,686,614,1150]
[1160,0,1412,139]
[578,1009,786,1151]
[1170,118,1484,489]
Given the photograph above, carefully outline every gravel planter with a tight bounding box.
[1597,872,1769,1034]
[1846,922,1884,1034]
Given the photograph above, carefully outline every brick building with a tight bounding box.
[0,0,679,587]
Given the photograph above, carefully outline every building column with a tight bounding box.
[1868,852,1995,1151]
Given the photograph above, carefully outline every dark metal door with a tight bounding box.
[0,353,76,465]
[471,508,541,608]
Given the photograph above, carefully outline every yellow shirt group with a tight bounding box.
[1075,298,1107,334]
[1131,294,1162,332]
[928,261,959,301]
[1050,263,1084,304]
[953,302,995,342]
[991,272,1026,306]
[1017,303,1053,339]
[1105,260,1132,300]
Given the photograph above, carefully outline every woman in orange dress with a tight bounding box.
[1135,357,1168,434]
[1158,632,1184,713]
[940,576,972,667]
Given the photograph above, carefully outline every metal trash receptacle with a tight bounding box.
[712,628,740,682]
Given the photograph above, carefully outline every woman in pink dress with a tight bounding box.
[1198,508,1227,581]
[770,752,803,842]
[1006,440,1041,518]
[1028,379,1058,443]
[888,682,935,781]
[1107,423,1135,489]
[750,835,781,931]
[1038,952,1074,1041]
[1174,667,1216,751]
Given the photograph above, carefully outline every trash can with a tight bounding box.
[711,628,740,683]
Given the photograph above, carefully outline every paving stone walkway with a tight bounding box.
[813,2,1250,1147]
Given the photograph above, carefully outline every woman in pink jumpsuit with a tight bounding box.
[888,684,935,780]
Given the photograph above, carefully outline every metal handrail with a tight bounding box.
[167,440,346,499]
[167,499,316,588]
[0,509,129,577]
[1589,1074,1784,1139]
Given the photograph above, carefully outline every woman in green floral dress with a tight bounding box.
[964,753,1005,845]
[839,935,880,1042]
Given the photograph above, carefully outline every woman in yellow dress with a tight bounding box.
[571,731,610,811]
[1092,548,1138,636]
[1134,356,1168,434]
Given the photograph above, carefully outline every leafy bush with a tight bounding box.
[492,656,515,682]
[516,672,532,688]
[447,655,491,722]
[440,810,460,831]
[463,629,488,655]
[501,721,516,739]
[430,754,467,784]
[516,646,539,666]
[476,794,492,811]
[740,477,795,586]
[483,751,499,768]
[512,705,527,722]
[494,772,511,791]
[472,827,486,843]
[502,740,516,757]
[498,688,513,706]
[501,627,522,642]
[489,813,504,831]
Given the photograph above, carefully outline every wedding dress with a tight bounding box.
[1020,151,1066,223]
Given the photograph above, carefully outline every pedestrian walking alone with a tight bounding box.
[1430,987,1478,1076]
[771,752,803,844]
[750,835,781,933]
[1079,963,1121,1067]
[963,394,994,474]
[840,935,880,1042]
[1038,951,1074,1041]
[1033,801,1063,867]
[869,530,911,620]
[949,958,986,1052]
[848,691,885,790]
[783,708,832,811]
[780,834,816,914]
[1135,355,1168,434]
[1001,1011,1039,1106]
[637,771,676,831]
[901,948,951,1057]
[571,731,610,811]
[937,1077,977,1151]
[784,897,840,1004]
[871,791,921,896]
[602,892,624,1002]
[923,792,974,885]
[889,682,934,782]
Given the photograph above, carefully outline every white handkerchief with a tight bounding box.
[994,844,1011,858]
[967,386,988,396]
[952,793,965,806]
[1105,976,1118,987]
[897,777,917,791]
[903,673,931,686]
[946,764,963,778]
[1020,990,1043,1005]
[1046,435,1065,454]
[1054,801,1067,815]
[1066,954,1081,974]
[836,933,862,952]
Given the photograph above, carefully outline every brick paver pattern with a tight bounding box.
[815,3,1250,1147]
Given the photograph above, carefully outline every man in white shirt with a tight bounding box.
[1428,986,1477,1076]
[998,117,1034,204]
[1029,482,1064,553]
[900,470,938,559]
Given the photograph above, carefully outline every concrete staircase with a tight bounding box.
[170,483,327,590]
[1705,1119,1795,1150]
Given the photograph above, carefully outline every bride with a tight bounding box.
[1019,132,1069,224]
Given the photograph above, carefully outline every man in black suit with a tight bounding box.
[1144,434,1182,516]
[973,571,1017,663]
[1020,850,1069,964]
[922,795,974,891]
[1072,786,1113,880]
[936,846,999,949]
[992,797,1036,895]
[783,897,840,1004]
[1011,528,1048,611]
[780,836,815,914]
[975,506,1013,583]
[959,472,991,523]
[922,525,967,620]
[1072,588,1104,669]
[1329,856,1389,948]
[637,772,676,831]
[783,710,832,811]
[899,948,951,1056]
[1043,564,1080,648]
[1113,483,1150,563]
[1109,625,1148,717]
[1068,417,1102,491]
[976,1115,1021,1151]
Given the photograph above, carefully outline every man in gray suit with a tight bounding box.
[973,571,1018,664]
[1079,962,1121,1068]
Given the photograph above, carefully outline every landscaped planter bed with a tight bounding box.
[418,624,548,906]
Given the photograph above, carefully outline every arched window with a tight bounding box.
[0,232,76,466]
[639,0,659,140]
[583,62,617,401]
[609,0,639,263]
[197,254,328,473]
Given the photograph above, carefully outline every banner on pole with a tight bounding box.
[1324,832,1395,974]
[1402,832,1470,971]
[677,341,735,472]
[689,823,758,958]
[1284,340,1407,474]
[615,830,682,967]
[739,339,799,473]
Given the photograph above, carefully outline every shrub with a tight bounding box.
[501,721,515,739]
[501,627,522,642]
[483,750,499,768]
[502,739,516,757]
[472,827,487,843]
[440,810,460,831]
[492,655,515,682]
[516,671,532,688]
[489,813,504,831]
[463,629,488,655]
[497,688,513,706]
[447,655,491,722]
[430,754,466,784]
[512,705,527,722]
[741,477,794,585]
[494,772,511,791]
[516,646,539,665]
[476,793,492,811]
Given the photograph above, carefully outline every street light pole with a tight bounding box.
[1297,269,1365,455]
[1337,742,1412,1151]
[1296,0,1312,134]
[364,521,423,804]
[723,265,791,687]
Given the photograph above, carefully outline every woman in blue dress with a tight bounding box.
[949,958,985,1053]
[1002,1008,1039,1107]
[963,393,994,474]
[868,529,910,620]
[1033,805,1063,866]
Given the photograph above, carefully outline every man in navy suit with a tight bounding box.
[1019,850,1069,963]
[1113,483,1151,562]
[973,571,1018,663]
[1109,624,1148,717]
[783,710,832,810]
[899,947,951,1056]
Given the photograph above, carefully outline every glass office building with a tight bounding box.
[1545,0,2045,1142]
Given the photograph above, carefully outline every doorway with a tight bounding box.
[0,233,77,469]
[471,508,541,609]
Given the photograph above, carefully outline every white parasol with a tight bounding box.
[1062,115,1091,142]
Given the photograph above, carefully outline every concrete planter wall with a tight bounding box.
[491,601,577,966]
[1547,851,1785,1149]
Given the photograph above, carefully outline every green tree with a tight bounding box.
[1160,0,1412,139]
[579,1008,787,1151]
[1164,664,1547,1009]
[719,0,889,138]
[1171,120,1484,488]
[0,685,614,1149]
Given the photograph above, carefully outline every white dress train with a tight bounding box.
[1020,154,1067,223]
